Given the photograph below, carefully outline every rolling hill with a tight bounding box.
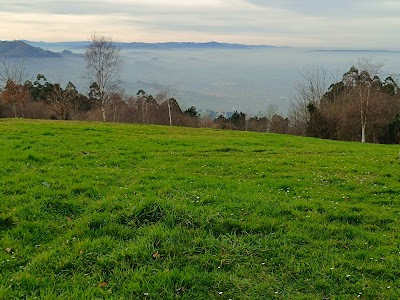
[0,119,399,299]
[0,41,61,58]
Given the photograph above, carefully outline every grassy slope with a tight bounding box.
[0,119,399,299]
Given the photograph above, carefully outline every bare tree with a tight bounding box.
[135,89,154,124]
[47,81,79,120]
[0,58,28,86]
[289,66,330,135]
[154,83,177,126]
[109,91,128,122]
[84,34,122,122]
[264,103,278,132]
[0,58,30,117]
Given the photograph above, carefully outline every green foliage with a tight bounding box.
[214,111,247,131]
[26,74,52,102]
[0,119,400,299]
[184,106,200,119]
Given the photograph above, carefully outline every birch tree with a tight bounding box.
[264,103,278,132]
[154,84,177,126]
[84,34,122,122]
[343,58,383,143]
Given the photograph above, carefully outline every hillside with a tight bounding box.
[0,119,399,299]
[0,41,61,58]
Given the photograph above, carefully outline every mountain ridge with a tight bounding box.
[3,40,398,56]
[22,40,279,51]
[0,40,62,58]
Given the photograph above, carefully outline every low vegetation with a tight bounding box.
[0,119,399,299]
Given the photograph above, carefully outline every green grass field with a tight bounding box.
[0,119,399,299]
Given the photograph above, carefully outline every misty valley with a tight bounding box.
[19,43,400,116]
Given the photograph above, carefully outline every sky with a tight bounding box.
[1,0,400,49]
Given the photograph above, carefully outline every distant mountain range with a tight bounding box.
[0,40,282,58]
[22,40,278,50]
[0,41,62,58]
[119,41,276,50]
[3,40,398,60]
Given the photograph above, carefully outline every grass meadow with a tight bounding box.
[0,119,399,299]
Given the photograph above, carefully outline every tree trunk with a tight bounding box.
[361,104,367,143]
[112,103,117,122]
[12,102,17,118]
[361,115,366,143]
[145,101,148,124]
[19,102,25,118]
[361,123,366,143]
[101,105,106,122]
[167,101,172,126]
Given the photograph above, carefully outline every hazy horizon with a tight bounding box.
[1,1,400,49]
[15,43,400,117]
[11,39,400,52]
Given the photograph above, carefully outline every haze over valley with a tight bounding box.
[5,40,400,116]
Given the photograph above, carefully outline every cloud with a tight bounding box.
[0,0,226,15]
[244,0,354,14]
[0,0,400,48]
[244,0,400,19]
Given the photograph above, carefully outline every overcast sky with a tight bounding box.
[1,0,399,48]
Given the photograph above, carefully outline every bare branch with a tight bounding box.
[84,34,122,121]
[0,58,29,88]
[289,65,330,135]
[354,57,383,77]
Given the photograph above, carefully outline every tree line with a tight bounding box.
[0,71,289,133]
[289,59,400,144]
[1,35,399,143]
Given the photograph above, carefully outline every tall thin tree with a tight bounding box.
[343,58,383,143]
[154,84,177,126]
[84,34,122,122]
